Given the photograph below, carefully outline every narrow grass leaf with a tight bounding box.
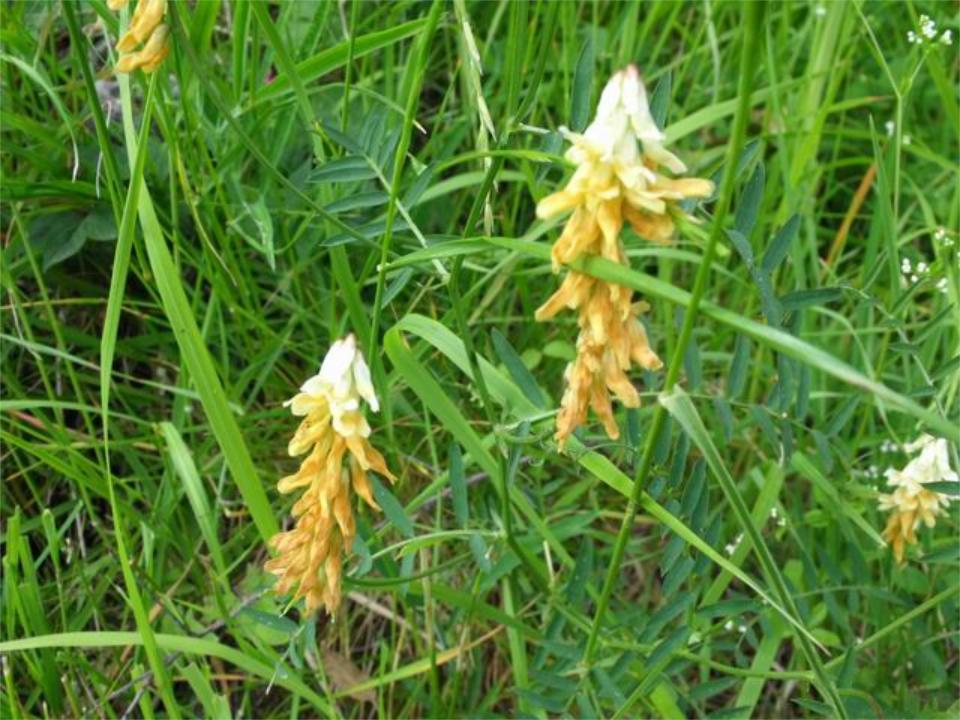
[491,328,546,408]
[659,386,844,715]
[160,422,227,577]
[0,632,331,714]
[482,236,957,440]
[118,70,277,544]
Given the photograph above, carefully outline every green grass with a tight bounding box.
[2,1,958,718]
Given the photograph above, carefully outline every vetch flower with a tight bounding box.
[265,335,395,615]
[878,435,957,563]
[534,65,714,449]
[112,0,170,74]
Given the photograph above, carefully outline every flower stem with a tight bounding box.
[582,0,762,671]
[442,5,559,591]
[369,0,443,360]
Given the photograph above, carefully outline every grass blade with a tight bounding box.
[0,632,331,714]
[480,236,958,441]
[659,385,844,716]
[159,422,227,578]
[101,71,179,719]
[116,65,277,544]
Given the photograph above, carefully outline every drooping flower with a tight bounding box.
[112,0,170,74]
[535,65,714,449]
[877,435,957,563]
[265,335,395,615]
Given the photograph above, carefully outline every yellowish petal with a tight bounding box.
[623,205,675,244]
[536,191,579,219]
[117,0,166,52]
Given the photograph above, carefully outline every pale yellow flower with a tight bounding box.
[265,336,395,615]
[112,0,170,75]
[116,24,170,74]
[535,65,713,449]
[877,435,957,563]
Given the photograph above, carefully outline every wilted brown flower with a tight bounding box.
[536,65,713,449]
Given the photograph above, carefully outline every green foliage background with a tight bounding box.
[2,1,958,717]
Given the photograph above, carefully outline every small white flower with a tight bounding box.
[724,532,744,556]
[737,624,747,634]
[934,227,947,242]
[885,120,895,137]
[814,5,826,18]
[724,620,734,631]
[768,506,786,527]
[936,278,948,294]
[910,274,919,283]
[916,261,928,273]
[908,15,950,46]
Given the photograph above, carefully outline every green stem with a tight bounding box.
[440,4,559,590]
[111,70,181,719]
[583,0,762,670]
[368,0,444,360]
[340,0,360,134]
[823,587,955,670]
[448,174,550,592]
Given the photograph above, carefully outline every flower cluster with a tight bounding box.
[934,226,954,249]
[265,336,395,615]
[901,256,948,294]
[109,0,170,74]
[878,435,957,563]
[535,66,714,449]
[907,14,952,46]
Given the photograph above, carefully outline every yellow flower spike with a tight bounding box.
[877,435,957,564]
[117,0,166,52]
[116,24,170,74]
[534,66,711,449]
[265,335,395,616]
[111,0,170,75]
